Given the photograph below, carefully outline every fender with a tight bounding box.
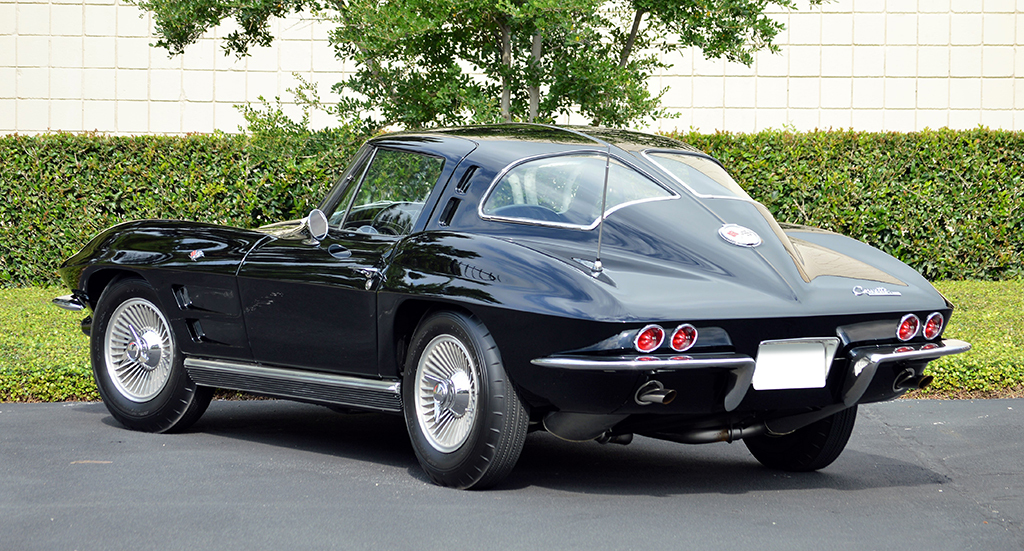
[58,220,270,361]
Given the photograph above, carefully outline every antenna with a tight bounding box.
[530,124,614,278]
[592,146,611,277]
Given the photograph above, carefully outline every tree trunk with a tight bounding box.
[529,32,543,122]
[619,9,647,68]
[501,22,512,122]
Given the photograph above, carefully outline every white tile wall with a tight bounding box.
[1,0,1022,135]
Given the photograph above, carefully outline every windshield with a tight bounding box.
[645,152,753,200]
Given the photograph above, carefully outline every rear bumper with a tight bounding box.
[528,339,971,414]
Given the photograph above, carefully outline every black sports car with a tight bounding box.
[55,124,970,489]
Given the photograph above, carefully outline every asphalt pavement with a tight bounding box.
[1,398,1021,551]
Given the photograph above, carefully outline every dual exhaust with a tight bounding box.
[894,368,933,391]
[635,380,676,405]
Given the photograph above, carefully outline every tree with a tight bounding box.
[133,0,822,130]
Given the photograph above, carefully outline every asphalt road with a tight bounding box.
[1,398,1021,551]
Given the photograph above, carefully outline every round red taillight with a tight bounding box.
[897,314,920,341]
[670,324,698,352]
[634,325,665,353]
[895,346,914,354]
[923,312,944,340]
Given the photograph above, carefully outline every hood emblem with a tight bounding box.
[718,224,762,248]
[189,249,205,261]
[852,285,902,297]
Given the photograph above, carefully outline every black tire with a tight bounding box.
[402,311,528,490]
[744,405,858,472]
[90,278,213,433]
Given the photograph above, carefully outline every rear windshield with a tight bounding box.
[481,154,675,228]
[645,152,752,200]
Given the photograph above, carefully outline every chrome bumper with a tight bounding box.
[531,339,971,412]
[52,294,85,311]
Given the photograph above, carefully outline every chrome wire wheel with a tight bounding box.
[103,297,174,403]
[413,334,480,453]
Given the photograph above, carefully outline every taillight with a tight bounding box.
[634,325,665,353]
[897,314,920,341]
[923,312,944,340]
[670,324,698,352]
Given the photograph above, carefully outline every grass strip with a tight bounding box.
[1,282,1020,402]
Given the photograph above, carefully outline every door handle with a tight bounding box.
[327,244,351,259]
[358,267,386,290]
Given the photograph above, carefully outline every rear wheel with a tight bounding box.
[745,405,858,472]
[91,278,212,433]
[403,311,528,489]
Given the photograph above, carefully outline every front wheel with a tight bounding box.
[403,311,528,489]
[91,278,212,433]
[744,405,858,472]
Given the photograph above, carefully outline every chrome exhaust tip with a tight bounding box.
[635,380,677,405]
[894,369,934,391]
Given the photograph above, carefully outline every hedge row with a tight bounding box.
[2,127,1022,286]
[1,129,364,286]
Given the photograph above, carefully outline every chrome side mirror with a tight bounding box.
[307,209,329,241]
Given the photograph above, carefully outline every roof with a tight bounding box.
[421,124,705,155]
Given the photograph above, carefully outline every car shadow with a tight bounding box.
[88,400,947,496]
[493,431,950,497]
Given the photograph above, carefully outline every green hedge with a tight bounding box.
[2,127,1022,286]
[1,129,364,286]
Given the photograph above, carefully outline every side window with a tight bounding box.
[331,148,445,236]
[481,154,673,227]
[646,152,752,200]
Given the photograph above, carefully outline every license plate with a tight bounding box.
[752,338,840,391]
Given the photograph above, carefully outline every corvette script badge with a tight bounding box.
[718,224,762,247]
[852,285,902,297]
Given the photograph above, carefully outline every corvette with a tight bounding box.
[55,124,969,489]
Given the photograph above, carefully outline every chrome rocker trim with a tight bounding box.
[184,358,403,412]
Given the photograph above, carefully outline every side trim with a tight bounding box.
[184,358,403,412]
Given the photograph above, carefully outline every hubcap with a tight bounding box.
[414,335,479,453]
[104,297,174,402]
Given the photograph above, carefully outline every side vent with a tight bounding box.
[186,319,206,342]
[172,286,192,309]
[439,197,460,227]
[455,166,477,194]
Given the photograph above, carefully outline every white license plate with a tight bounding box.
[752,338,840,391]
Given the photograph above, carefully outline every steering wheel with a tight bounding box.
[371,202,423,235]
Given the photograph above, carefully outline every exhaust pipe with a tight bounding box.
[894,368,934,391]
[635,381,677,405]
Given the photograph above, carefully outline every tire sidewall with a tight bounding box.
[90,278,196,432]
[402,312,500,487]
